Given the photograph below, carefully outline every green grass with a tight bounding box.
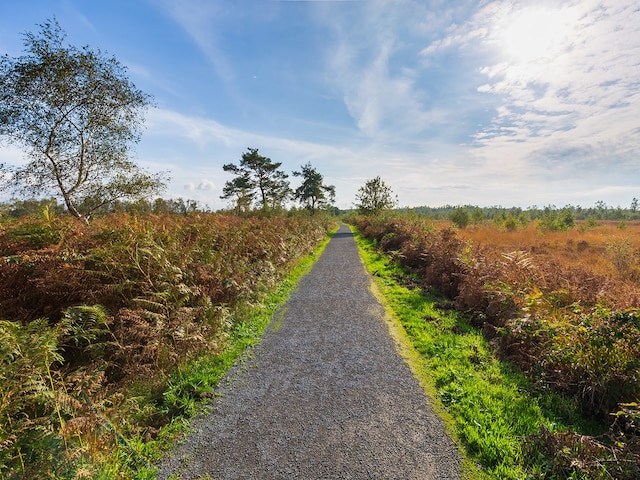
[95,224,338,479]
[354,231,589,479]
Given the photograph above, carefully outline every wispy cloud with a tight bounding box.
[319,1,443,140]
[152,0,241,99]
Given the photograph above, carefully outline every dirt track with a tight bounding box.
[158,223,461,479]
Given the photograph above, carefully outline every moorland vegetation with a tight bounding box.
[1,16,638,480]
[349,211,640,479]
[0,205,334,478]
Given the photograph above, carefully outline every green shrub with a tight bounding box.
[450,207,470,229]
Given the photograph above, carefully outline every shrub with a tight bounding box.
[450,207,470,229]
[537,207,575,232]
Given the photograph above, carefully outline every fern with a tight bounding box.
[61,305,110,349]
[0,319,68,478]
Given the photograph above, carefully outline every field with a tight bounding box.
[0,211,334,478]
[350,214,639,479]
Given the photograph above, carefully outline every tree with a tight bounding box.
[292,162,335,214]
[0,19,167,223]
[450,207,470,229]
[221,176,254,215]
[221,148,290,211]
[354,176,397,215]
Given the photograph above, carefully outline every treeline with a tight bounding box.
[0,197,203,219]
[401,200,640,231]
[0,196,341,221]
[406,200,640,222]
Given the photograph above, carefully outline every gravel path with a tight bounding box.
[158,223,461,479]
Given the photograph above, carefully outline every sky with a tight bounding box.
[0,0,639,210]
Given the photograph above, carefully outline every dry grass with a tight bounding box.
[458,221,640,280]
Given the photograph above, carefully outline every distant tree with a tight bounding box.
[1,197,64,219]
[471,207,484,224]
[221,176,254,214]
[0,19,167,223]
[221,148,290,211]
[594,200,608,220]
[450,207,470,229]
[538,206,575,231]
[354,176,397,215]
[292,162,335,214]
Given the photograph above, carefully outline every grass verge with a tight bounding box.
[94,224,338,479]
[354,230,594,479]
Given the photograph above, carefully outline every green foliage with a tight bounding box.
[292,162,335,213]
[536,206,575,231]
[0,319,68,478]
[0,198,65,219]
[0,19,167,222]
[450,207,471,229]
[354,176,397,215]
[60,305,112,359]
[221,148,290,212]
[7,218,64,248]
[493,211,530,231]
[405,201,640,222]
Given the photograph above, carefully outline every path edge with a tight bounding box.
[349,224,481,480]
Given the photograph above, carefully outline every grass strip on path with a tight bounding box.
[354,231,567,480]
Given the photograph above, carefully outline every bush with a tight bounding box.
[537,207,575,232]
[450,207,470,229]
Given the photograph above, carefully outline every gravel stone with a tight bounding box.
[157,223,461,479]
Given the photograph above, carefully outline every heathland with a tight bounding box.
[1,206,638,479]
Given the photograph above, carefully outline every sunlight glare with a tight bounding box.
[502,7,569,63]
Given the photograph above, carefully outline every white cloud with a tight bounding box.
[467,0,640,177]
[197,179,215,191]
[319,0,458,140]
[143,0,639,209]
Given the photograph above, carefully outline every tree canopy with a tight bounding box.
[292,162,335,213]
[354,176,397,215]
[221,148,290,212]
[0,19,167,222]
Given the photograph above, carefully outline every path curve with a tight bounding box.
[158,223,461,479]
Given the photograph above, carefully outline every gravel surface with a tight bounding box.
[158,224,461,479]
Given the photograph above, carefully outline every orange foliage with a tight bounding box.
[351,215,640,419]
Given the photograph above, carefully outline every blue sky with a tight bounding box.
[1,0,639,210]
